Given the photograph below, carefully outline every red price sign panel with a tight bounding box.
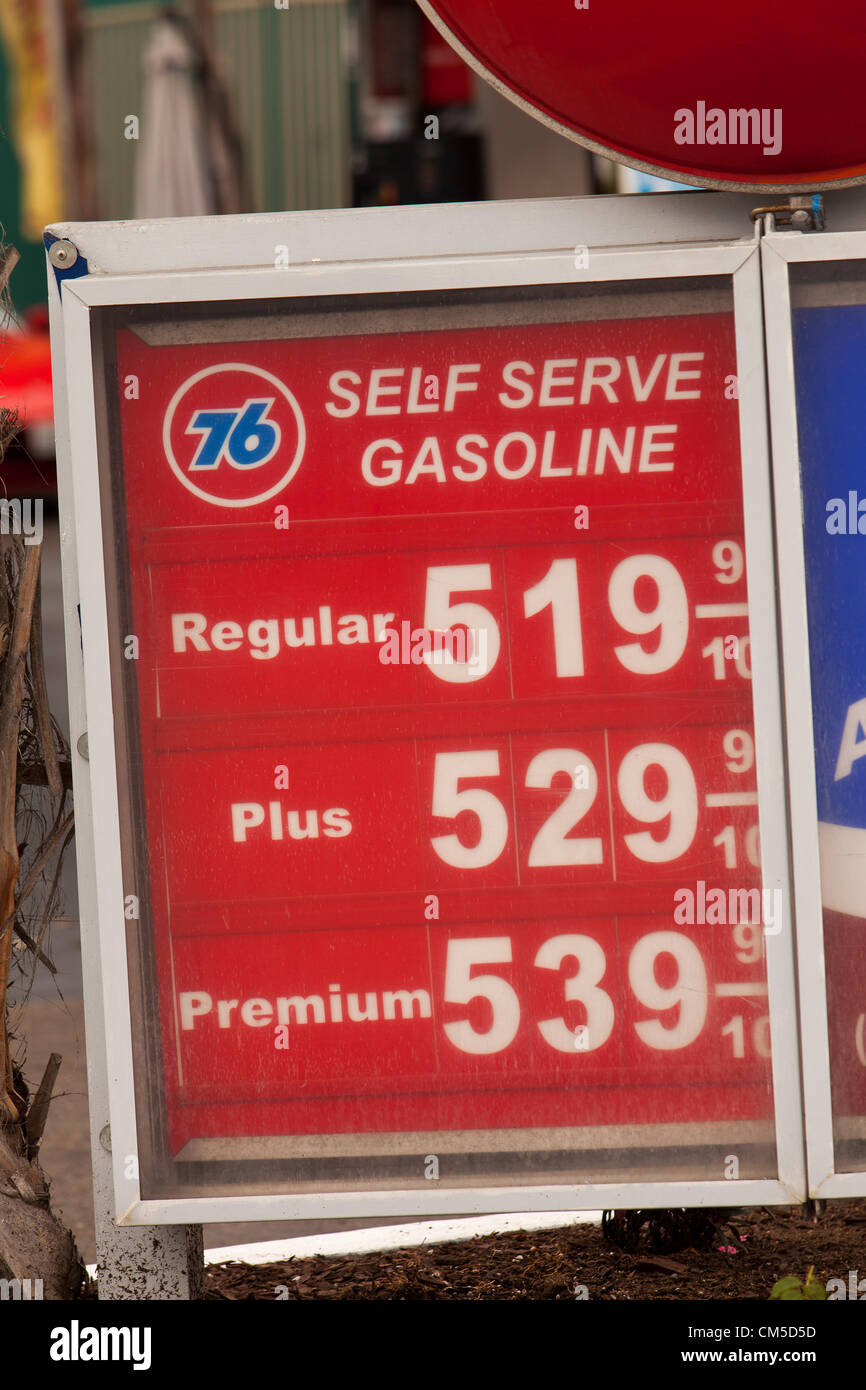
[105,287,776,1188]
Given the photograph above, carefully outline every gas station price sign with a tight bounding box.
[85,274,786,1204]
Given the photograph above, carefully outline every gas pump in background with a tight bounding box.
[353,0,484,207]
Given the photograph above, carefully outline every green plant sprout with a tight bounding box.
[769,1266,827,1301]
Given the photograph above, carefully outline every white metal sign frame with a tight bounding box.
[762,227,866,1200]
[47,202,805,1225]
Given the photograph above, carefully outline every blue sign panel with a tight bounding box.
[792,301,866,1137]
[792,305,866,837]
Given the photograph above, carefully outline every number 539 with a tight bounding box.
[443,932,707,1055]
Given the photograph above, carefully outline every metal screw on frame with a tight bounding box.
[748,195,826,233]
[47,239,79,269]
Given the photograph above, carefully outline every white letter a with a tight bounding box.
[50,1329,70,1362]
[834,697,866,780]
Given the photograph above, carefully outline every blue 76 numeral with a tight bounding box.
[186,398,279,470]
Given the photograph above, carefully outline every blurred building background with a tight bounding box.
[1,0,606,315]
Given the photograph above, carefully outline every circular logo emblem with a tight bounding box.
[162,362,305,507]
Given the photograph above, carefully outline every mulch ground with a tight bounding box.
[199,1199,866,1301]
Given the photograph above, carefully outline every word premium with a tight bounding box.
[179,985,432,1030]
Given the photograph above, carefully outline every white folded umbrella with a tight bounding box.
[134,15,215,219]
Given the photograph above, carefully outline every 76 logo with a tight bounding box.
[186,398,281,470]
